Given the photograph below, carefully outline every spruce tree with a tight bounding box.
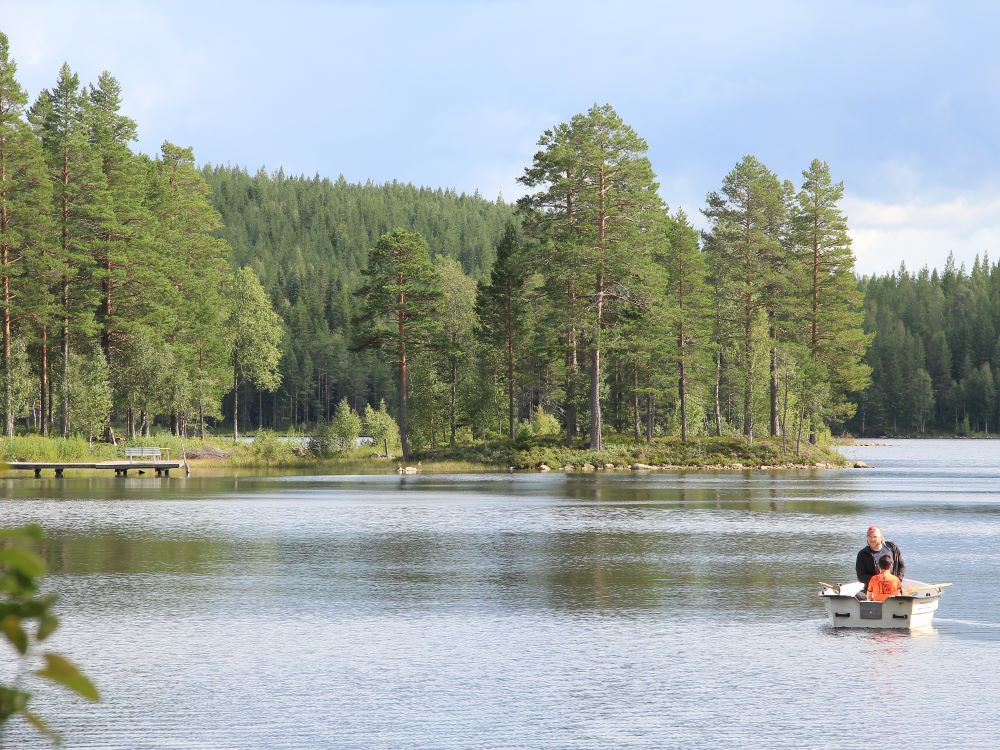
[474,222,530,439]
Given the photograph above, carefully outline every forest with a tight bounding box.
[853,257,1000,436]
[0,32,989,456]
[210,104,871,459]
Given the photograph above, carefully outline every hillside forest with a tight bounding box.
[2,34,995,455]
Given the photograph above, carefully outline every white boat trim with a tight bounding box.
[818,579,947,629]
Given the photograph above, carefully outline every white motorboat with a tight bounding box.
[818,579,951,630]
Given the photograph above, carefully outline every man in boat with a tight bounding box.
[855,525,905,599]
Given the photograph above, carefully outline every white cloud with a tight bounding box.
[845,192,1000,276]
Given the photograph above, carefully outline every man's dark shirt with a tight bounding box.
[855,540,905,589]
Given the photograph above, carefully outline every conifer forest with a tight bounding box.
[0,34,991,455]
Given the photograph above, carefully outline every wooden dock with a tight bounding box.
[8,461,182,478]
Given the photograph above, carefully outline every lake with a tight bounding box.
[1,439,998,748]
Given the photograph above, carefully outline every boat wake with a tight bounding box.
[934,618,1000,629]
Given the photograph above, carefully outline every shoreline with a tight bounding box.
[1,434,858,476]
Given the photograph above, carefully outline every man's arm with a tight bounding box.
[855,549,867,583]
[894,542,905,578]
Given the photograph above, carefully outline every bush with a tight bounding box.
[309,400,362,458]
[230,430,296,465]
[331,399,362,451]
[363,400,400,456]
[530,406,561,437]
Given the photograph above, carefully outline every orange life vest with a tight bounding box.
[867,570,901,602]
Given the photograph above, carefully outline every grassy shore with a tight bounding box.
[0,432,850,473]
[418,434,849,471]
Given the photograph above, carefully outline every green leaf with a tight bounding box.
[0,685,30,722]
[0,524,43,541]
[23,709,61,743]
[1,614,28,654]
[37,613,60,641]
[37,653,100,701]
[0,547,46,578]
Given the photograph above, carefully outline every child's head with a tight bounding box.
[878,554,892,571]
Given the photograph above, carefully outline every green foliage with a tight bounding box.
[529,406,561,437]
[331,399,362,450]
[428,434,844,470]
[703,155,786,441]
[310,399,362,457]
[0,30,885,451]
[851,256,1000,436]
[66,351,112,442]
[203,164,513,433]
[0,524,99,744]
[228,430,297,466]
[362,399,400,456]
[518,104,662,450]
[475,222,531,439]
[353,228,442,458]
[228,266,283,437]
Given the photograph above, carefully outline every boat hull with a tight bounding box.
[819,580,941,630]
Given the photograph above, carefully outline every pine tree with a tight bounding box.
[85,74,159,371]
[703,156,785,443]
[792,159,871,440]
[150,142,231,437]
[29,64,113,436]
[353,228,442,459]
[519,104,661,450]
[661,210,710,441]
[0,34,52,436]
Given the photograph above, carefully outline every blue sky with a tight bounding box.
[5,0,1000,275]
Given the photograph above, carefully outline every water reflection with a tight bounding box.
[1,446,999,748]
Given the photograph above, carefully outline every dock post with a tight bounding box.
[164,468,170,477]
[54,468,63,478]
[34,467,41,478]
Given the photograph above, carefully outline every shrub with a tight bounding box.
[363,400,400,456]
[330,399,362,451]
[230,430,296,465]
[530,406,561,437]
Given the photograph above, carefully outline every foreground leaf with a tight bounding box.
[37,653,99,701]
[37,613,60,641]
[23,709,61,743]
[0,614,28,654]
[0,547,46,578]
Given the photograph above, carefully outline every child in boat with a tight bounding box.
[867,554,902,601]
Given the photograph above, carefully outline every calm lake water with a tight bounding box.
[1,439,999,749]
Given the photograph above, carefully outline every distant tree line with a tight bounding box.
[0,34,281,441]
[850,256,1000,436]
[201,164,515,433]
